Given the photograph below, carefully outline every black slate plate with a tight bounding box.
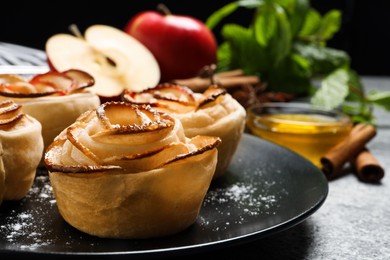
[0,133,328,259]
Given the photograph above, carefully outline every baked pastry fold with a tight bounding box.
[0,70,100,156]
[0,100,43,205]
[45,102,220,239]
[123,83,246,179]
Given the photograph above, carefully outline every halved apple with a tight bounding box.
[45,25,161,101]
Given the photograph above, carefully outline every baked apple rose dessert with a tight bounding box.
[122,83,246,179]
[0,100,43,206]
[44,102,220,239]
[0,69,100,153]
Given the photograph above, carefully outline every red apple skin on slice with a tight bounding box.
[45,25,160,100]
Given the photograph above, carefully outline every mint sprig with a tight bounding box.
[206,0,389,124]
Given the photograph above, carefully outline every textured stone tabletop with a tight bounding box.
[188,76,390,260]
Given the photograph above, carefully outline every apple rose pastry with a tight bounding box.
[44,102,220,239]
[122,83,246,179]
[0,100,44,206]
[0,70,100,156]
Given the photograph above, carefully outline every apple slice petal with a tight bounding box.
[96,102,174,131]
[164,135,221,166]
[0,73,69,97]
[0,80,60,98]
[0,100,24,130]
[112,142,189,171]
[151,83,197,104]
[2,81,37,94]
[122,83,197,113]
[62,69,95,91]
[0,74,26,85]
[197,85,227,109]
[29,71,75,94]
[0,99,22,118]
[44,138,121,174]
[28,81,61,95]
[67,123,102,164]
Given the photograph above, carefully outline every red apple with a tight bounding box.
[124,4,217,82]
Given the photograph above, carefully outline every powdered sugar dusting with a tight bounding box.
[0,174,56,250]
[200,175,284,231]
[205,182,277,210]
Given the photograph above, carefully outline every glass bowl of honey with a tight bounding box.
[246,102,353,167]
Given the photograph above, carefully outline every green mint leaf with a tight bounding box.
[254,3,277,46]
[216,42,233,72]
[345,69,365,102]
[293,43,350,75]
[310,68,349,109]
[291,53,311,71]
[367,91,390,111]
[238,0,263,8]
[277,0,310,36]
[206,2,240,30]
[220,24,269,74]
[317,10,342,41]
[298,9,321,37]
[267,5,292,67]
[267,54,312,95]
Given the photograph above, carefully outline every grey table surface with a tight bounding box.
[0,42,389,260]
[198,76,390,260]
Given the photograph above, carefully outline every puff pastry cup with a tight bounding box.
[122,83,246,179]
[0,100,44,206]
[0,70,101,155]
[44,102,220,239]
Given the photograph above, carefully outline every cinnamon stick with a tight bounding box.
[321,123,377,179]
[352,148,385,183]
[172,72,260,92]
[212,69,245,78]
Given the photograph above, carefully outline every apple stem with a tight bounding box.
[68,24,116,68]
[198,64,218,85]
[68,24,84,39]
[157,3,172,15]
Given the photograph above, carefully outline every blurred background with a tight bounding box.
[1,0,389,76]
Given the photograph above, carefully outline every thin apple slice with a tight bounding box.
[122,83,197,113]
[29,71,75,95]
[62,69,95,92]
[0,100,24,130]
[0,84,58,98]
[45,25,160,100]
[197,85,227,108]
[0,74,59,97]
[0,74,25,85]
[1,81,37,94]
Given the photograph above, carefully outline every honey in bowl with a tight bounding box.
[246,102,353,167]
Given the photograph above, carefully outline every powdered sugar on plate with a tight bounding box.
[0,174,56,250]
[199,166,288,232]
